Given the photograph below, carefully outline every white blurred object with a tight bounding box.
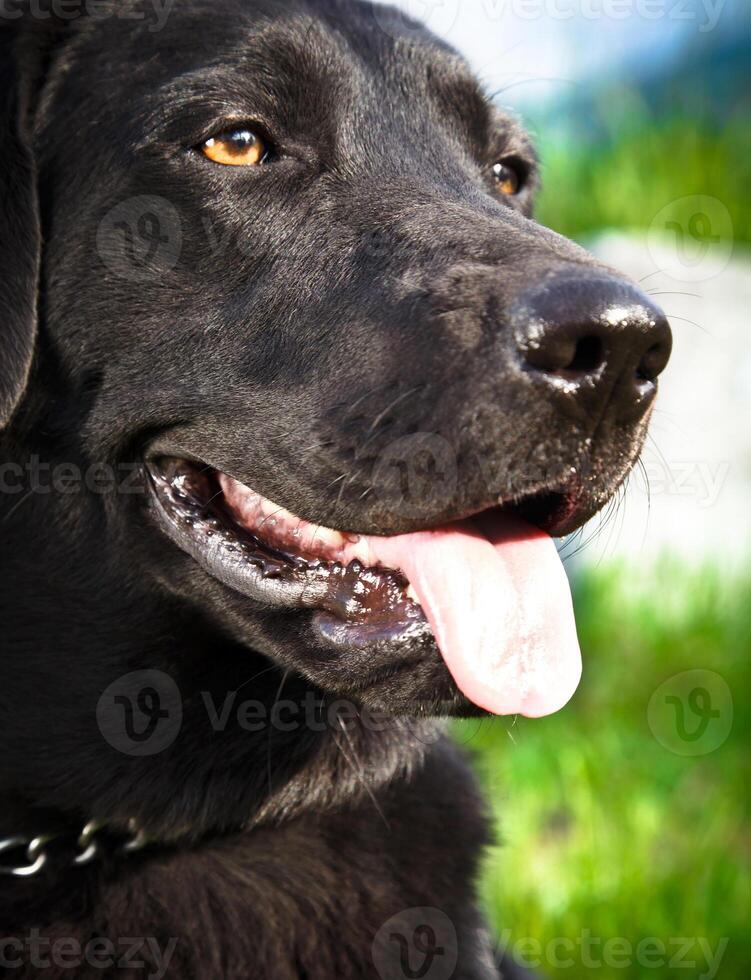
[572,232,751,566]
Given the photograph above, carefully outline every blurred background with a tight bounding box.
[384,0,750,975]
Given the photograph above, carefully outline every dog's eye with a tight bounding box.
[201,128,268,166]
[492,160,522,196]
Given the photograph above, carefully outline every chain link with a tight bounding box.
[0,819,146,878]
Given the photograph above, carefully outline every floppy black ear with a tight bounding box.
[0,21,42,429]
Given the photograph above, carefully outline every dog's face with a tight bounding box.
[1,0,670,817]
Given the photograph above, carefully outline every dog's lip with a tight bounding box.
[142,446,592,541]
[144,455,428,639]
[508,478,596,537]
[144,454,587,716]
[142,451,591,614]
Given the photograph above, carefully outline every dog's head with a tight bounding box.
[0,0,669,831]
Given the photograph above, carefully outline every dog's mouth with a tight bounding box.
[146,456,588,717]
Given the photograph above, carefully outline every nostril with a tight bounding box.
[512,272,673,405]
[521,330,606,378]
[566,335,604,375]
[636,333,672,382]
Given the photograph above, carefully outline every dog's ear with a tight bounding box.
[0,20,43,429]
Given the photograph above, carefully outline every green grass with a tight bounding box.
[526,95,751,244]
[453,562,751,978]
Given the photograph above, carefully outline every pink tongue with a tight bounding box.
[362,513,581,717]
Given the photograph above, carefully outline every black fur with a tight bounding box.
[0,1,666,976]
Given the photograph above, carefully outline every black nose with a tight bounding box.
[513,271,672,421]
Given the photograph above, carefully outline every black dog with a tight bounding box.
[0,1,670,976]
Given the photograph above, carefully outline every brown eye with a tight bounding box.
[492,160,522,195]
[201,128,268,166]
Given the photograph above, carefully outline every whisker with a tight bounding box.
[664,312,709,334]
[343,380,396,417]
[636,456,652,555]
[645,429,673,481]
[234,663,281,694]
[596,481,628,566]
[333,718,390,829]
[199,487,225,512]
[355,390,426,456]
[637,268,669,284]
[336,473,352,506]
[561,493,621,563]
[367,384,426,434]
[489,75,576,100]
[646,290,701,299]
[299,440,334,455]
[266,668,290,798]
[2,488,34,523]
[256,505,286,530]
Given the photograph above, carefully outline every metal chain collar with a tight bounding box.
[0,818,147,878]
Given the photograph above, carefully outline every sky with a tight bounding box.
[378,0,747,106]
